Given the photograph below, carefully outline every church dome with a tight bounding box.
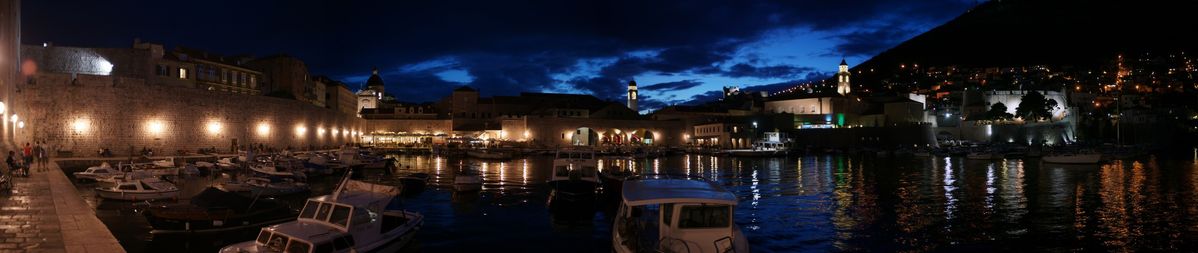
[366,67,385,89]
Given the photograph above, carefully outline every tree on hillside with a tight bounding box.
[1015,91,1059,121]
[985,102,1014,121]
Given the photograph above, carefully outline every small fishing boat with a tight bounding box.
[73,162,122,182]
[144,187,295,234]
[220,175,424,253]
[548,149,599,204]
[95,178,180,201]
[613,178,750,253]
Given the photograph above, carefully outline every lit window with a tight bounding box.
[178,68,188,79]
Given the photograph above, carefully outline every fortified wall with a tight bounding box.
[20,73,363,156]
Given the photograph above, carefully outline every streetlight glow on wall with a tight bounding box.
[0,102,6,114]
[146,120,166,135]
[206,121,223,135]
[256,123,271,137]
[331,129,339,136]
[295,125,307,136]
[71,118,91,133]
[317,127,326,136]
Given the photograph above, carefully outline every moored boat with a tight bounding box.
[613,178,750,253]
[548,149,599,204]
[95,178,180,201]
[73,162,121,182]
[219,175,424,253]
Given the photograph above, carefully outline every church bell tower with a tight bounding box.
[627,80,638,113]
[837,58,851,95]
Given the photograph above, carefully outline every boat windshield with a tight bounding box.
[256,230,313,253]
[298,200,353,229]
[677,204,731,229]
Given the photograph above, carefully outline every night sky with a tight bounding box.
[22,0,975,112]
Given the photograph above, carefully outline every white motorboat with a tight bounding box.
[1042,153,1103,164]
[95,170,154,188]
[220,175,424,253]
[73,163,122,181]
[548,149,600,202]
[95,178,180,201]
[613,178,750,253]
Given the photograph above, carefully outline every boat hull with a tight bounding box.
[145,212,294,234]
[95,189,180,201]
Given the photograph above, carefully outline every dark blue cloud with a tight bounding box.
[23,0,976,102]
[641,80,703,92]
[725,63,816,79]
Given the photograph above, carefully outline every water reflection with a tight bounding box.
[61,153,1198,253]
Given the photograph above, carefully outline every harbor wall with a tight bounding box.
[789,124,935,148]
[18,72,364,156]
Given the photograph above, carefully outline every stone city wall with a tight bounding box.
[522,117,687,148]
[19,72,363,156]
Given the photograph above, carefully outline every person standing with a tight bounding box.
[35,142,48,172]
[22,143,33,171]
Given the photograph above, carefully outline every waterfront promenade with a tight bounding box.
[0,159,124,253]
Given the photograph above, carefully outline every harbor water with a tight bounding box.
[61,153,1198,252]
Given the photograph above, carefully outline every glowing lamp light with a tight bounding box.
[295,125,307,136]
[206,121,223,135]
[256,123,271,137]
[10,114,17,123]
[17,121,24,129]
[317,127,326,136]
[71,118,90,133]
[146,120,166,135]
[0,102,6,114]
[331,129,340,136]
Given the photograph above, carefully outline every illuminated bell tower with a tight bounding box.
[627,80,638,112]
[837,58,851,95]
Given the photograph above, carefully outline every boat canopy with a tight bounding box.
[324,179,399,210]
[621,179,737,206]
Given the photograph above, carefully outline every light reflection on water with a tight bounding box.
[64,154,1198,252]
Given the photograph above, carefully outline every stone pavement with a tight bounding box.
[0,160,124,253]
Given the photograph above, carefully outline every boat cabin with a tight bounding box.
[551,150,599,183]
[249,186,412,253]
[614,179,743,253]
